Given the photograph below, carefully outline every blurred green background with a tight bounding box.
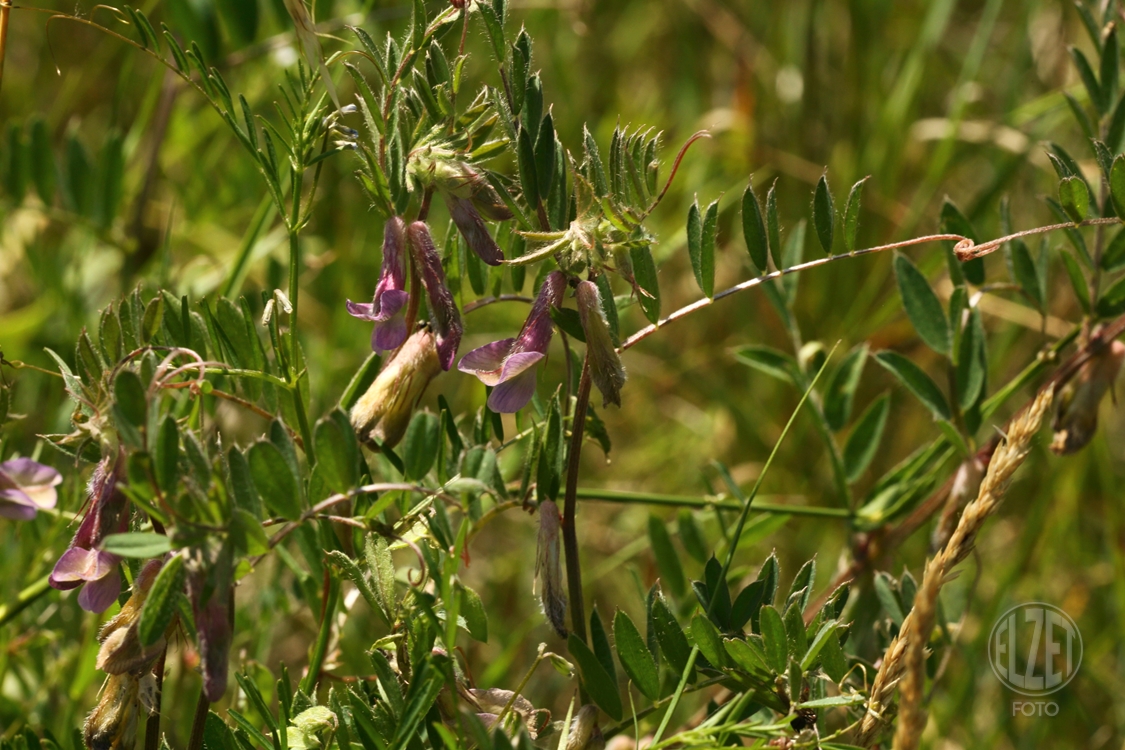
[2,0,1124,746]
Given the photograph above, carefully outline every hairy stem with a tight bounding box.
[144,649,168,750]
[622,220,1122,353]
[187,690,209,750]
[563,358,592,646]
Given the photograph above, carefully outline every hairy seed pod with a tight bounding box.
[351,327,444,449]
[1051,339,1125,455]
[84,674,140,750]
[535,500,568,638]
[96,559,165,676]
[566,705,605,750]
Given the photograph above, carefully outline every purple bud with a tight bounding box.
[576,281,627,408]
[457,271,566,413]
[407,221,463,370]
[446,195,504,266]
[347,217,410,352]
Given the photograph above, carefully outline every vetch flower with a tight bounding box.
[1051,339,1125,455]
[458,270,566,413]
[407,221,463,369]
[0,457,61,520]
[347,217,410,352]
[534,499,567,638]
[50,456,130,613]
[351,326,444,449]
[576,280,627,407]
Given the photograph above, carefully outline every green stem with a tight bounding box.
[300,571,340,695]
[574,488,852,518]
[0,574,51,627]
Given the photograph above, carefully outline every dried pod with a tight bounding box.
[351,326,444,449]
[1051,340,1125,455]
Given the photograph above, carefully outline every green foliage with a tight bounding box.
[2,1,1125,748]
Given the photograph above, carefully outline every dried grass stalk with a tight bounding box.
[858,389,1053,748]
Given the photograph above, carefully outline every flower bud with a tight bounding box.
[576,281,626,407]
[1051,339,1125,455]
[535,500,567,638]
[186,543,233,702]
[446,195,504,266]
[407,221,463,369]
[84,674,140,750]
[351,327,444,449]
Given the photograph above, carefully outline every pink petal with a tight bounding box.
[376,289,409,319]
[78,566,122,613]
[346,300,377,320]
[1,458,61,488]
[51,548,118,584]
[488,365,540,413]
[0,494,38,521]
[373,312,409,352]
[497,351,545,383]
[458,339,516,385]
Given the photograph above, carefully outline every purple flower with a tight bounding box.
[458,271,566,413]
[50,456,130,613]
[347,217,410,352]
[407,221,463,370]
[445,195,504,266]
[0,457,61,520]
[576,280,627,407]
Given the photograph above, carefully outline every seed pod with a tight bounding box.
[84,674,140,750]
[566,705,605,750]
[96,559,166,676]
[351,327,444,449]
[1051,340,1125,454]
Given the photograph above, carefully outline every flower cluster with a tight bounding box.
[348,224,629,425]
